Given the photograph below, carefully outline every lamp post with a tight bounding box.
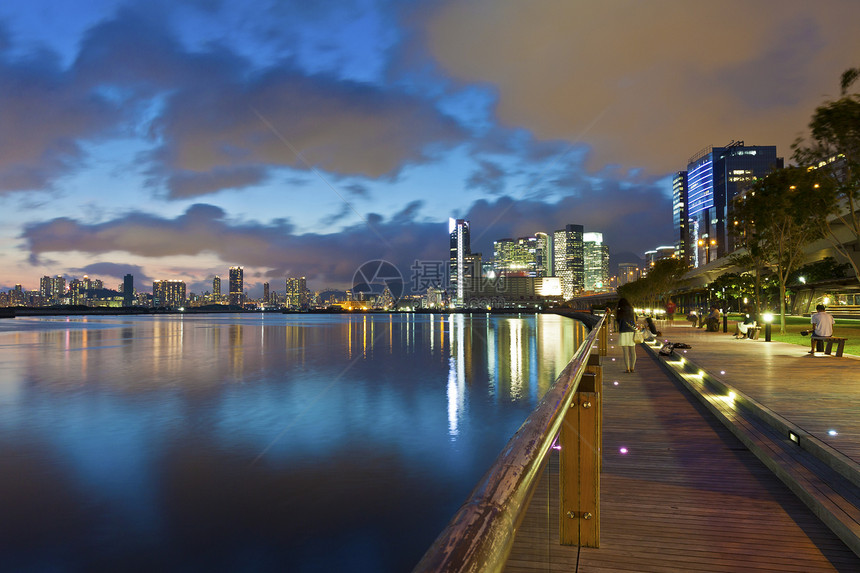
[697,237,717,264]
[763,312,774,342]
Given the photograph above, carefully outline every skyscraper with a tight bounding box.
[213,276,221,301]
[123,274,134,307]
[583,232,609,291]
[685,141,782,267]
[229,266,244,306]
[449,218,471,305]
[553,224,584,299]
[672,171,688,264]
[534,232,552,277]
[285,277,307,309]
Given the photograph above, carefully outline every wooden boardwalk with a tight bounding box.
[650,323,860,466]
[505,328,859,572]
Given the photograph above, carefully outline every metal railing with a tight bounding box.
[413,315,606,572]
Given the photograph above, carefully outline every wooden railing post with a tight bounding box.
[559,365,602,548]
[599,319,608,356]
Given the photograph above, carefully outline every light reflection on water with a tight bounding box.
[0,313,584,572]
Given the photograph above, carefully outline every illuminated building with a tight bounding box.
[535,232,552,277]
[553,224,584,299]
[686,141,782,267]
[285,276,307,309]
[644,246,677,270]
[153,280,186,309]
[583,233,609,291]
[672,171,689,264]
[213,276,221,301]
[263,282,270,304]
[493,236,544,277]
[617,263,640,286]
[449,218,471,305]
[229,266,244,306]
[39,275,66,305]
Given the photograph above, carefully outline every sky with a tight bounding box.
[2,0,859,296]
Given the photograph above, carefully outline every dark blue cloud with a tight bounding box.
[73,262,153,286]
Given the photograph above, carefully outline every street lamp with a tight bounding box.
[697,237,717,264]
[763,312,774,342]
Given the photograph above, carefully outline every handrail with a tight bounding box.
[413,315,605,573]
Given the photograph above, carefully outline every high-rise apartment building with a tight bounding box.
[553,224,584,299]
[39,275,65,304]
[229,266,244,306]
[685,141,782,267]
[263,282,270,304]
[285,276,307,309]
[583,232,610,291]
[152,280,186,309]
[213,276,221,301]
[449,218,471,305]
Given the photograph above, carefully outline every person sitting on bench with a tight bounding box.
[733,309,756,339]
[809,303,835,353]
[705,305,721,332]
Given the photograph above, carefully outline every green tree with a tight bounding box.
[733,168,823,332]
[616,258,688,311]
[792,67,860,283]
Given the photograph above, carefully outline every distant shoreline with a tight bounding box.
[1,306,590,319]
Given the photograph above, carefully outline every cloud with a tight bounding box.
[20,203,448,290]
[0,49,125,192]
[165,166,270,198]
[1,7,468,198]
[464,178,673,257]
[72,262,154,286]
[466,160,507,195]
[147,68,467,197]
[425,0,860,173]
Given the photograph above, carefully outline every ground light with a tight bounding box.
[763,312,774,342]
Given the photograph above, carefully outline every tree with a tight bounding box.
[709,272,756,312]
[732,168,823,332]
[792,67,860,283]
[616,258,688,311]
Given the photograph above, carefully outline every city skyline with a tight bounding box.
[2,1,859,296]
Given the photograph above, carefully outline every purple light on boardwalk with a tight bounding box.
[828,430,838,436]
[619,447,628,454]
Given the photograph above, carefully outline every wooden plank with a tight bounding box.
[504,336,858,572]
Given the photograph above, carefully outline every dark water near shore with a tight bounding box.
[0,313,583,572]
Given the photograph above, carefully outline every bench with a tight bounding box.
[810,336,848,357]
[747,326,762,340]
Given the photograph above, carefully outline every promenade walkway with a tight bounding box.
[504,322,859,572]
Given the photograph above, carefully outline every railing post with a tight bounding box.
[559,365,602,548]
[598,320,608,356]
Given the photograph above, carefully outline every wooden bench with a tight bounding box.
[810,336,848,357]
[747,326,762,340]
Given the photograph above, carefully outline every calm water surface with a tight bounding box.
[0,313,584,572]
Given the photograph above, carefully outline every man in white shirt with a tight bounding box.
[810,304,835,353]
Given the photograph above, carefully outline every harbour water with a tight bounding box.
[0,313,584,572]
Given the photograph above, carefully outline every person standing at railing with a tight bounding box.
[810,304,835,353]
[616,297,638,373]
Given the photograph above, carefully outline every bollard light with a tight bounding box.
[763,312,774,342]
